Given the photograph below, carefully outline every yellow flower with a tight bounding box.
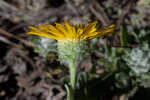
[28,21,115,42]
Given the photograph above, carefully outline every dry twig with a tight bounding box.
[89,0,110,26]
[0,28,34,48]
[116,0,136,29]
[0,36,23,48]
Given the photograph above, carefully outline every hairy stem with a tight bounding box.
[68,60,77,100]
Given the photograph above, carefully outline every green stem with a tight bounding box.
[68,60,77,100]
[70,61,76,89]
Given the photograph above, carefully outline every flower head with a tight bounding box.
[28,21,115,43]
[28,21,115,64]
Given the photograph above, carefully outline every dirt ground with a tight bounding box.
[0,0,150,100]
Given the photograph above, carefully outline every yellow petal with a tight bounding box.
[64,21,75,38]
[55,23,67,37]
[88,24,115,39]
[28,26,60,40]
[82,21,98,35]
[27,21,115,41]
[38,25,64,37]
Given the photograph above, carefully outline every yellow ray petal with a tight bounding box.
[38,24,64,38]
[77,28,84,37]
[28,26,61,40]
[55,23,67,37]
[64,21,76,38]
[88,24,115,39]
[28,21,115,41]
[82,21,98,35]
[81,32,98,39]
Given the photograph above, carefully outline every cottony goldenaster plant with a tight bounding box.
[28,21,115,100]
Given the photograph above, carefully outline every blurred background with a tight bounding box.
[0,0,150,100]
